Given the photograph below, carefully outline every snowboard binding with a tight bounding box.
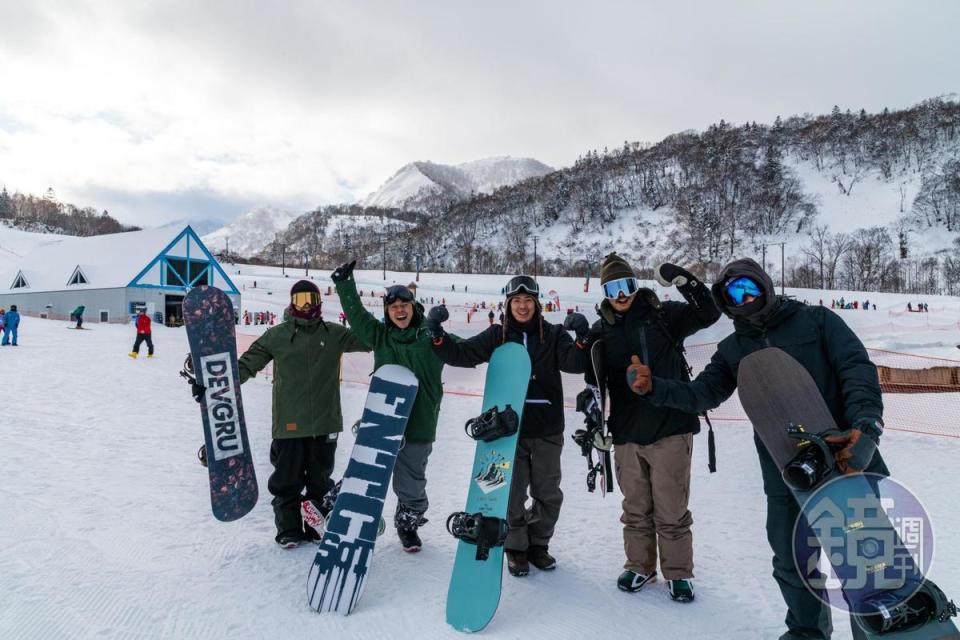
[854,579,958,635]
[782,425,844,491]
[198,444,208,467]
[573,388,613,493]
[464,405,519,442]
[446,511,509,561]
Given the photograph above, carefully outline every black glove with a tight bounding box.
[655,263,698,288]
[426,305,449,339]
[191,381,206,403]
[331,260,356,283]
[563,312,590,342]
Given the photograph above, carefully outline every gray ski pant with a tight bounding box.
[391,441,433,514]
[505,434,564,551]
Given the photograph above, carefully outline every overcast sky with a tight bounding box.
[0,0,957,227]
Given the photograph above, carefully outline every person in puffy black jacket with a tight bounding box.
[585,253,719,601]
[428,274,590,577]
[629,258,890,640]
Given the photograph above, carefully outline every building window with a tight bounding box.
[166,258,210,287]
[68,268,88,285]
[11,272,28,289]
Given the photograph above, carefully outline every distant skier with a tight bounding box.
[189,280,370,548]
[71,305,85,329]
[585,254,719,602]
[333,260,455,552]
[428,275,591,577]
[1,305,19,346]
[129,308,154,358]
[627,258,893,640]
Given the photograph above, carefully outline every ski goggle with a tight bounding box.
[602,277,640,300]
[505,275,539,297]
[384,285,414,306]
[291,291,321,309]
[724,276,762,306]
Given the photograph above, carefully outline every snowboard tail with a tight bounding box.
[183,285,258,522]
[306,365,418,616]
[446,342,532,633]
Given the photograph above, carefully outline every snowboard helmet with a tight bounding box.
[288,280,322,320]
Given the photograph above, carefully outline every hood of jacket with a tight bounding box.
[711,258,781,327]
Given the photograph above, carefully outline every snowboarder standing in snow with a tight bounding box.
[585,254,719,602]
[129,308,154,358]
[332,260,454,552]
[428,275,591,577]
[191,280,370,548]
[71,305,85,329]
[627,258,890,640]
[1,305,19,346]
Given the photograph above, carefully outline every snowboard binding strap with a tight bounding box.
[854,579,958,635]
[446,511,508,561]
[782,425,843,491]
[464,405,519,442]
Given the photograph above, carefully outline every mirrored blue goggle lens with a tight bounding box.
[603,277,639,299]
[725,277,762,305]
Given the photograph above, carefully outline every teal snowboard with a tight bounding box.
[446,342,531,633]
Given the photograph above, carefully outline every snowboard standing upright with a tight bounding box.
[589,340,614,496]
[183,285,258,522]
[446,342,531,633]
[738,347,957,639]
[307,364,419,615]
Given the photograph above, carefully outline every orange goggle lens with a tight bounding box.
[291,292,321,309]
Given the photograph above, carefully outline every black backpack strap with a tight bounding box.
[653,307,717,474]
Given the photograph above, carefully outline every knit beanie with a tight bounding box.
[290,280,320,296]
[600,253,636,284]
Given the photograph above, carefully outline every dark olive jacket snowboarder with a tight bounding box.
[238,313,369,440]
[432,315,588,439]
[645,259,888,481]
[587,282,721,446]
[336,278,449,444]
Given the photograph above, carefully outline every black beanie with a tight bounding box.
[290,280,320,296]
[600,253,635,284]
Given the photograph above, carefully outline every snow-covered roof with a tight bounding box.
[1,226,235,294]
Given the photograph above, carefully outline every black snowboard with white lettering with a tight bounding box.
[183,285,258,522]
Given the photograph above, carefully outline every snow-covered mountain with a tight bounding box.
[202,206,298,256]
[362,156,553,211]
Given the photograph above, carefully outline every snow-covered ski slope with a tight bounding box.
[1,264,958,639]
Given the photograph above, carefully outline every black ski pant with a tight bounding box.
[268,435,337,540]
[756,434,876,640]
[132,333,154,355]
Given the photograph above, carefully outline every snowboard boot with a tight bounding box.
[667,578,695,603]
[395,504,428,553]
[129,351,138,358]
[617,570,657,592]
[506,550,529,577]
[527,545,557,571]
[275,532,304,549]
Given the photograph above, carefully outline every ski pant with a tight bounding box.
[1,326,15,345]
[132,333,154,355]
[268,435,337,539]
[756,434,873,640]
[391,441,432,515]
[614,433,694,580]
[505,434,564,551]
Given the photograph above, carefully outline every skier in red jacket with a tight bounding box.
[130,308,154,358]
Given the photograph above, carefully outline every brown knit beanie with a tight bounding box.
[600,253,636,284]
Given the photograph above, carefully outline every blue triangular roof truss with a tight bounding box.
[128,226,239,295]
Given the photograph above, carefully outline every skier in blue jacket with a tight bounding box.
[2,305,20,346]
